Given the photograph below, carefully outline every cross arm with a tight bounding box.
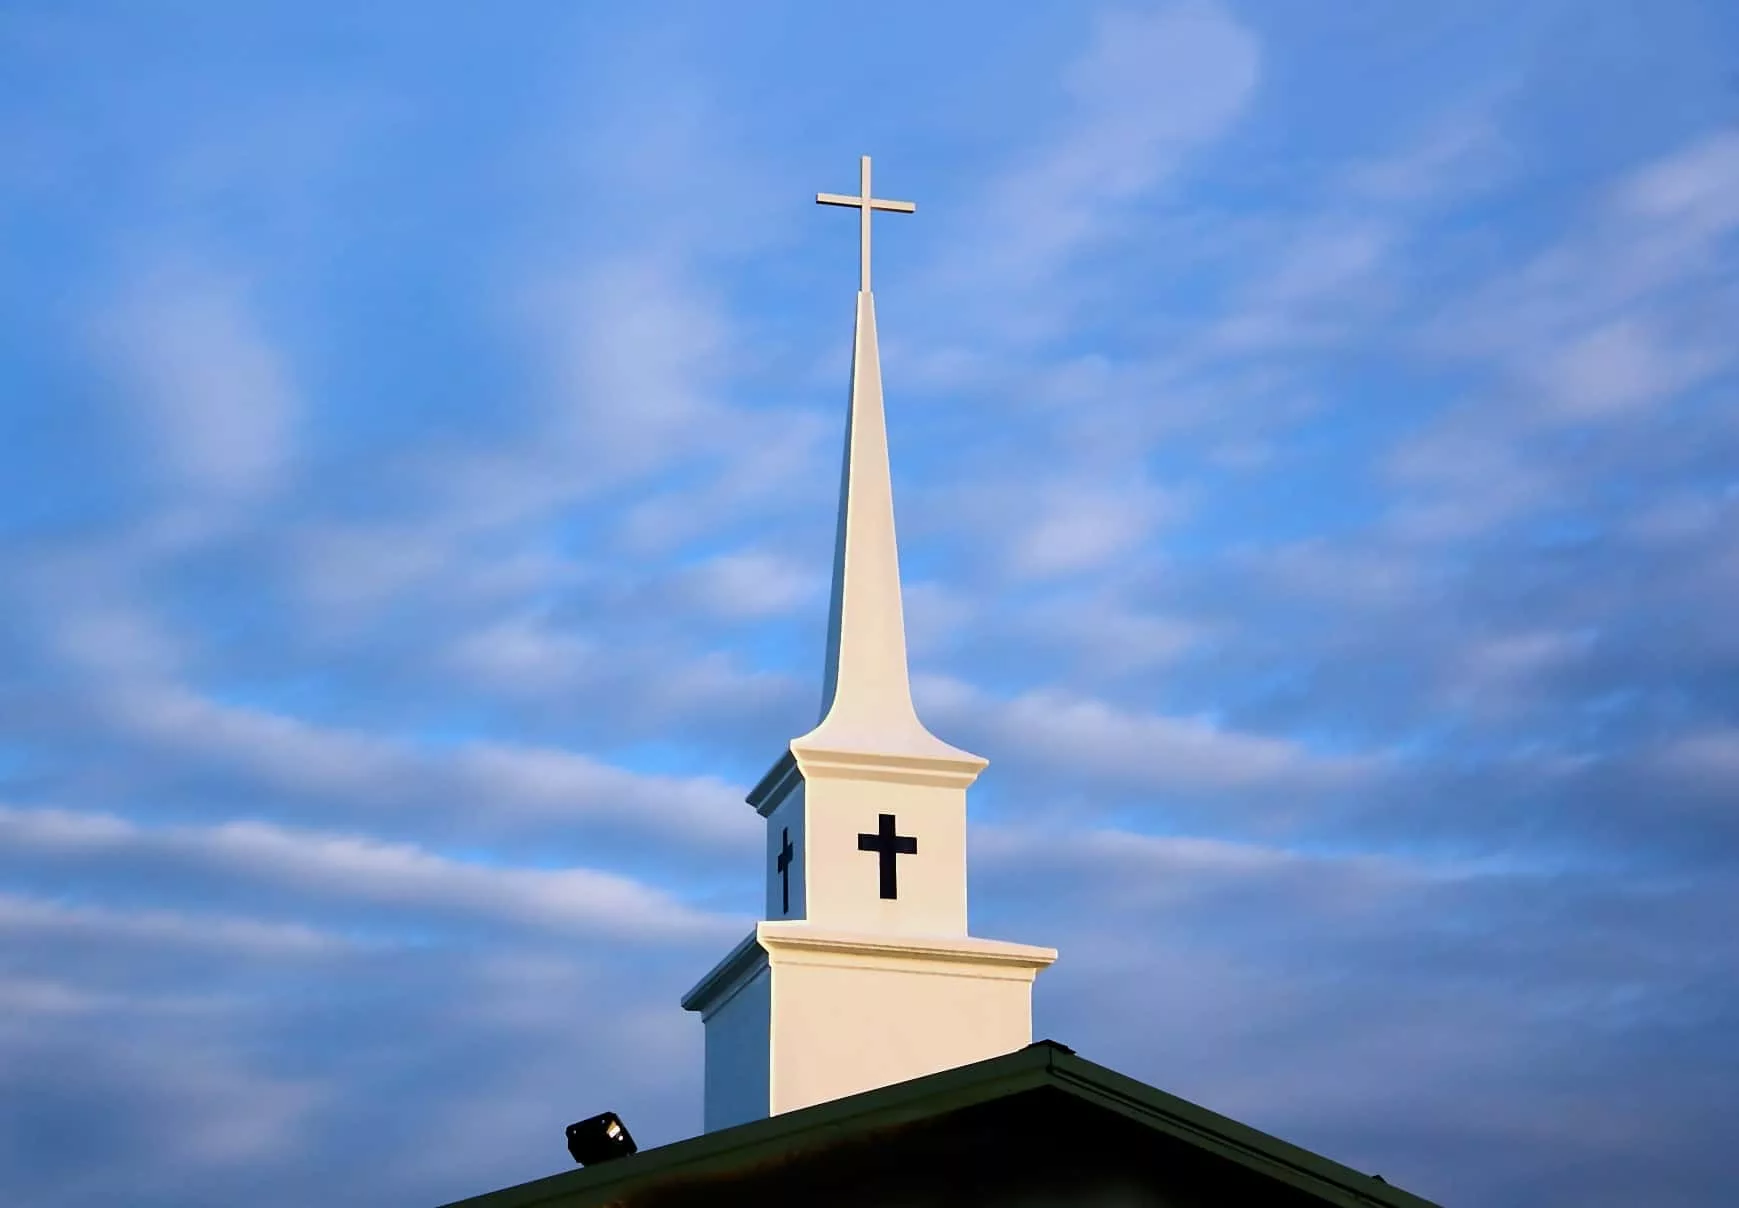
[816,192,916,212]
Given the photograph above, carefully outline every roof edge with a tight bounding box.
[1039,1047,1440,1208]
[434,1042,1441,1208]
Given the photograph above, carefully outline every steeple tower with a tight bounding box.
[803,270,982,767]
[682,157,1055,1134]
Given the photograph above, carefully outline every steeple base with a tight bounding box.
[682,922,1056,1133]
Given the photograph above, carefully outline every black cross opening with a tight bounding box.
[857,814,918,900]
[775,827,794,915]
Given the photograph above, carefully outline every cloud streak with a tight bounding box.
[0,805,742,942]
[98,259,299,510]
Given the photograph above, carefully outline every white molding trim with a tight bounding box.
[788,742,987,789]
[684,922,1058,1019]
[681,930,767,1018]
[757,921,1056,975]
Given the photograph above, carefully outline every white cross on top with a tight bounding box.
[816,155,915,293]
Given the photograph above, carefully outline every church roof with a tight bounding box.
[437,1040,1440,1208]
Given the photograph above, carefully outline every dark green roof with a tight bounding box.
[437,1040,1439,1208]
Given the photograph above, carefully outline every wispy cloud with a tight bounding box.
[974,3,1261,294]
[0,892,347,957]
[919,676,1378,798]
[0,805,740,941]
[98,259,298,510]
[87,681,760,849]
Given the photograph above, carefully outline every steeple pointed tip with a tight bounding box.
[796,282,981,772]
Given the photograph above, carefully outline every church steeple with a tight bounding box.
[682,157,1054,1134]
[801,157,981,766]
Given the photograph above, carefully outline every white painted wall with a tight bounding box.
[763,926,1050,1117]
[698,960,771,1133]
[685,922,1055,1130]
[797,775,967,937]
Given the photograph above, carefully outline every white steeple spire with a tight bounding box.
[682,158,1054,1134]
[802,156,981,767]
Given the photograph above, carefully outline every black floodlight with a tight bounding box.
[566,1111,637,1167]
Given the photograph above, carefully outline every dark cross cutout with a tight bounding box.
[775,827,795,915]
[857,813,918,900]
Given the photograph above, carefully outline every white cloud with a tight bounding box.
[1209,217,1401,354]
[164,1056,327,1168]
[918,677,1376,793]
[1620,491,1734,547]
[1201,106,1517,362]
[0,892,344,957]
[48,598,186,681]
[446,614,598,694]
[611,410,830,554]
[452,742,750,847]
[1017,593,1203,672]
[1023,4,1259,256]
[936,1,1260,310]
[199,818,729,939]
[1385,129,1739,543]
[1460,630,1594,683]
[107,681,756,847]
[1009,479,1184,579]
[0,976,118,1017]
[1244,538,1432,611]
[0,804,138,848]
[1655,728,1739,786]
[1345,111,1510,204]
[1439,629,1598,718]
[922,470,1187,583]
[1427,129,1739,408]
[0,805,738,942]
[975,822,1514,896]
[1530,317,1719,421]
[1381,438,1553,542]
[902,580,979,659]
[1616,130,1739,241]
[0,988,328,1169]
[104,682,411,798]
[997,690,1373,789]
[684,550,821,619]
[100,260,298,507]
[543,252,730,478]
[289,522,460,623]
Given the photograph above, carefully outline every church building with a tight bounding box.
[439,159,1439,1208]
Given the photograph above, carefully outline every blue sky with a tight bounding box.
[3,2,1737,1205]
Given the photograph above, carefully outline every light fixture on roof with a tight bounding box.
[566,1111,638,1167]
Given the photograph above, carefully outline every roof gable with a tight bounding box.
[438,1042,1439,1208]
